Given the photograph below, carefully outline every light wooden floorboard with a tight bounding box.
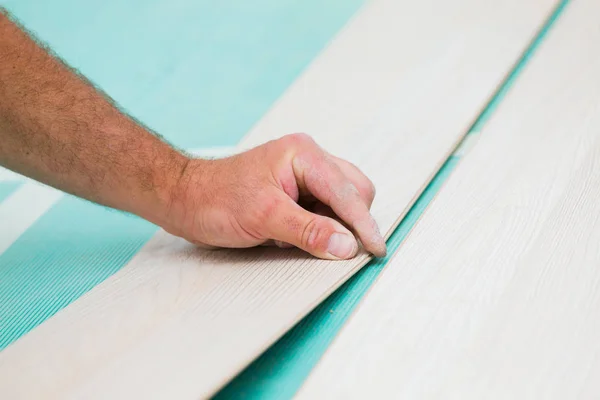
[0,0,557,398]
[299,1,600,398]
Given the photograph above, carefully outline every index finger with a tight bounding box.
[292,149,386,257]
[329,154,376,208]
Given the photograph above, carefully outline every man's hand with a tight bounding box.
[0,10,386,260]
[164,133,386,260]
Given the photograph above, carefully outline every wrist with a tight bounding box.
[126,147,194,229]
[151,155,211,234]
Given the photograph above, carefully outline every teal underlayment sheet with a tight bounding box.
[0,182,22,204]
[0,0,568,398]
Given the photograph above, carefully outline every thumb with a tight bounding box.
[266,196,358,260]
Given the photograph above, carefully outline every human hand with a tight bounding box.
[163,133,386,260]
[0,14,383,259]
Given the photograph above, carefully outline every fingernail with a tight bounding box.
[327,233,357,259]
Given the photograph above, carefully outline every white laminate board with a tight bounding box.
[0,0,558,398]
[299,1,600,398]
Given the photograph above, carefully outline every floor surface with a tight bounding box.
[0,0,568,398]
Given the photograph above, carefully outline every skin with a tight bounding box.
[0,10,386,260]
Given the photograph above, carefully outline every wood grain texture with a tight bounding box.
[298,1,600,398]
[0,0,557,398]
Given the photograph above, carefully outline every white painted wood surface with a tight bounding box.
[0,0,557,398]
[299,1,600,398]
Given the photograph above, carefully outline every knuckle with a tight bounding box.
[256,195,281,222]
[243,193,281,231]
[369,179,376,197]
[272,134,317,165]
[282,132,314,146]
[358,179,376,203]
[300,217,331,251]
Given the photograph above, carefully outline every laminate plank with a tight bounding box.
[298,1,600,398]
[0,0,557,398]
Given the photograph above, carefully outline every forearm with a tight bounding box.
[0,10,385,260]
[0,11,187,225]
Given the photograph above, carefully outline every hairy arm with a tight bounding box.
[0,10,386,259]
[0,10,186,227]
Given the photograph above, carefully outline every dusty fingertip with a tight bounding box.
[360,229,387,257]
[371,239,387,258]
[354,216,386,256]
